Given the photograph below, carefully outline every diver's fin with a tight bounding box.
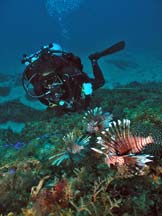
[89,41,125,61]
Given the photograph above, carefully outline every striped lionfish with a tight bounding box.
[83,107,113,134]
[92,119,154,167]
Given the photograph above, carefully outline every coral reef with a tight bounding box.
[0,81,162,215]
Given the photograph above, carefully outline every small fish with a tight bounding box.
[106,59,138,70]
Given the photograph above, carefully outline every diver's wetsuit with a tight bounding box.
[23,40,126,111]
[24,52,105,111]
[89,60,105,90]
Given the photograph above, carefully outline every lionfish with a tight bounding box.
[91,119,154,167]
[49,130,91,166]
[83,107,113,134]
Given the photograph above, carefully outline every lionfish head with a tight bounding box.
[63,130,91,154]
[83,107,112,134]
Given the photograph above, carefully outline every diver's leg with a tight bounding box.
[91,60,105,90]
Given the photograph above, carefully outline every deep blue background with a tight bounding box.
[0,0,162,73]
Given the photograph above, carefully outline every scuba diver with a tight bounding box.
[22,41,125,111]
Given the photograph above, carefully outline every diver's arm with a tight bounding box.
[89,60,105,90]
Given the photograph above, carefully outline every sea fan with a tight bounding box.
[49,130,91,166]
[92,119,154,167]
[83,107,113,134]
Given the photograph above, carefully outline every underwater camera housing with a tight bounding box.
[22,68,64,100]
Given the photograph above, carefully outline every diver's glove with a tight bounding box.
[88,52,100,61]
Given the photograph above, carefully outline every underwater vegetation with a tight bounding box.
[0,81,162,215]
[0,100,55,124]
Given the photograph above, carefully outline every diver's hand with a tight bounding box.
[88,52,100,61]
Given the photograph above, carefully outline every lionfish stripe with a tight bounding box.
[138,137,146,152]
[101,135,118,154]
[103,130,121,152]
[91,148,104,155]
[132,135,140,153]
[120,120,131,152]
[109,121,126,148]
[124,119,131,138]
[138,137,144,150]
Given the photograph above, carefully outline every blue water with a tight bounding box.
[1,0,162,74]
[0,2,162,215]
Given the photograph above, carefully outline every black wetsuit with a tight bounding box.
[24,52,105,110]
[89,60,105,90]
